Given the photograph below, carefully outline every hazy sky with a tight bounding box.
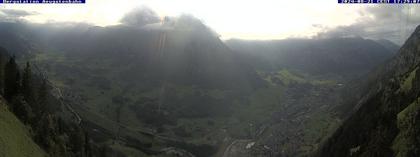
[0,0,419,43]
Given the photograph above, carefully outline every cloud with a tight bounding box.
[0,9,38,17]
[120,6,160,26]
[0,9,38,23]
[315,5,420,45]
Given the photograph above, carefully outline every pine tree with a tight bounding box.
[0,47,9,94]
[22,62,34,103]
[35,114,55,150]
[70,125,85,155]
[11,95,33,124]
[4,57,20,100]
[0,54,5,94]
[84,131,92,157]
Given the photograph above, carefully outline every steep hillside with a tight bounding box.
[0,46,99,157]
[0,98,45,157]
[316,25,420,157]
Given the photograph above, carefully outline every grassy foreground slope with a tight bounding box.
[0,98,45,157]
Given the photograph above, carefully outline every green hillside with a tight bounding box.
[0,98,45,157]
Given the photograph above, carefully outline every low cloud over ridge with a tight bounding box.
[120,6,160,26]
[315,5,420,45]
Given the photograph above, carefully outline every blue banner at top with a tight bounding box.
[339,0,420,3]
[0,0,85,3]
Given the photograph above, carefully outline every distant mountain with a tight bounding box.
[376,39,400,54]
[316,25,420,157]
[0,22,41,56]
[226,37,395,77]
[39,18,260,92]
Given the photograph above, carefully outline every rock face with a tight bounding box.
[316,25,420,157]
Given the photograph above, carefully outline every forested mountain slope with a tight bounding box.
[317,25,420,157]
[0,47,97,157]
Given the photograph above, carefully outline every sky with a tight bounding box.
[0,0,419,44]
